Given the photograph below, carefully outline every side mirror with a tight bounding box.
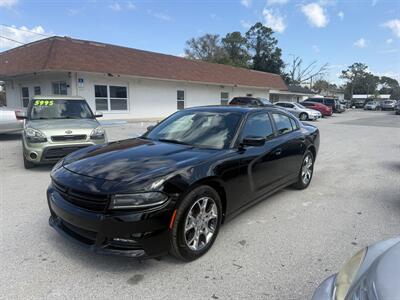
[147,125,155,132]
[94,111,103,118]
[242,136,265,147]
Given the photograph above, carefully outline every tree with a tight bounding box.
[184,34,228,64]
[379,76,400,99]
[245,22,284,74]
[286,56,328,85]
[340,63,379,97]
[313,79,338,94]
[221,31,250,68]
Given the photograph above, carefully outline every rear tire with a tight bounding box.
[169,185,222,261]
[292,150,314,190]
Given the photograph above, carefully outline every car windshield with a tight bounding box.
[29,99,94,120]
[258,98,271,105]
[144,110,242,149]
[293,103,306,109]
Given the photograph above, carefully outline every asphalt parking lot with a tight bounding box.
[1,110,399,300]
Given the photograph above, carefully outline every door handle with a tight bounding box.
[274,148,282,156]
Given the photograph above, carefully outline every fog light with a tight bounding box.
[112,238,137,244]
[29,152,38,160]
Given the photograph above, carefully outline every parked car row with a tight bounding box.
[363,99,399,111]
[229,96,344,121]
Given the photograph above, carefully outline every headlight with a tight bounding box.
[334,248,367,300]
[25,127,47,143]
[109,192,169,210]
[90,126,105,140]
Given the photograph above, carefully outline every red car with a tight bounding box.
[300,101,332,117]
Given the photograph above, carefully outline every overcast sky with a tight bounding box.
[0,0,399,84]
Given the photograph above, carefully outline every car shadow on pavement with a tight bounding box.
[0,133,21,141]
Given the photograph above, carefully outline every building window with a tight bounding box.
[221,92,229,105]
[21,87,29,108]
[34,86,41,96]
[52,81,67,95]
[95,85,128,111]
[270,94,279,103]
[177,90,185,110]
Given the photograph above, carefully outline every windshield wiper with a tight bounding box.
[157,138,190,145]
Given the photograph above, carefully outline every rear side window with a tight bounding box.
[275,103,286,108]
[289,118,299,130]
[272,113,293,135]
[325,99,335,106]
[241,113,274,139]
[310,98,322,103]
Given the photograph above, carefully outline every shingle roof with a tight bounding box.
[0,36,288,90]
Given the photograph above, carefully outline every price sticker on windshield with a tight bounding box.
[34,100,54,106]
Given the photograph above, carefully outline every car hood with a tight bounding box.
[363,241,400,299]
[26,119,99,131]
[62,138,219,182]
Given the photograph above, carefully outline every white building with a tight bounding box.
[0,36,288,120]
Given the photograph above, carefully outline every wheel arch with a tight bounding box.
[180,177,228,224]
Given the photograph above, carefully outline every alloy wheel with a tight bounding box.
[301,154,313,185]
[184,197,218,251]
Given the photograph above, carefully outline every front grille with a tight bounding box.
[53,180,109,212]
[42,146,88,160]
[51,135,87,142]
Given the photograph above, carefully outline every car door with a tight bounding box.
[234,112,285,209]
[270,112,305,180]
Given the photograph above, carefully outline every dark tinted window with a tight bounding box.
[325,99,335,106]
[272,113,293,135]
[241,113,274,139]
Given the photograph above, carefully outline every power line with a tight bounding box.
[1,24,52,38]
[0,35,25,45]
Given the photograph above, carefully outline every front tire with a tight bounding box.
[23,156,35,169]
[292,151,314,189]
[169,185,222,261]
[299,113,308,121]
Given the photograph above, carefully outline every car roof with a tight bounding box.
[32,96,86,100]
[184,105,284,114]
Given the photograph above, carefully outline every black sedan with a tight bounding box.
[47,106,319,261]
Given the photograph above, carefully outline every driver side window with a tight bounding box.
[241,113,274,140]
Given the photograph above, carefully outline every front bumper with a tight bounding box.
[23,139,104,164]
[312,274,336,300]
[47,185,173,258]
